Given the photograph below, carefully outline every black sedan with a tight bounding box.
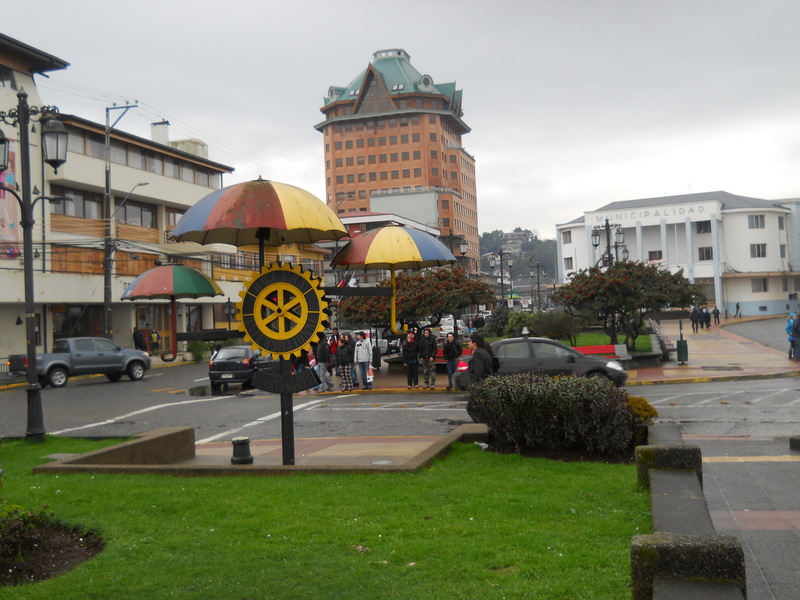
[208,345,277,392]
[454,337,628,390]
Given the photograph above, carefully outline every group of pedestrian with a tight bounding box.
[307,328,376,393]
[132,327,160,352]
[401,328,439,389]
[689,306,720,332]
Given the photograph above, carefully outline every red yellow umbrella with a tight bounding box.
[170,178,347,262]
[331,226,456,333]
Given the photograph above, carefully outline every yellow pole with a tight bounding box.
[389,267,408,335]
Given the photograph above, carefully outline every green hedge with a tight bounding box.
[467,373,639,456]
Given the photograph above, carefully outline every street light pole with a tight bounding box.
[0,89,68,441]
[103,181,149,340]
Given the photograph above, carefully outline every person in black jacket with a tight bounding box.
[402,332,419,389]
[418,328,438,389]
[468,333,495,384]
[443,332,462,391]
[314,337,334,391]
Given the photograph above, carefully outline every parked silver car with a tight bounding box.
[454,336,628,390]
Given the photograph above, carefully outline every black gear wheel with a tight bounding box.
[237,262,328,361]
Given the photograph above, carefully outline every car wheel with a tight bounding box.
[48,367,69,388]
[586,371,608,381]
[106,373,123,382]
[127,362,146,381]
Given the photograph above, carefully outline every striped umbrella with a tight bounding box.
[330,226,456,271]
[330,226,456,333]
[121,264,223,361]
[170,178,347,257]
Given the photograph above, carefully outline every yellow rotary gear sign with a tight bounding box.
[237,263,329,361]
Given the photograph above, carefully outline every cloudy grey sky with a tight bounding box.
[7,0,800,239]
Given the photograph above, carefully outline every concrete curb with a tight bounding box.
[631,424,747,599]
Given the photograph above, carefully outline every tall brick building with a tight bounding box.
[315,49,478,270]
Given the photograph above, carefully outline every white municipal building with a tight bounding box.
[555,191,800,318]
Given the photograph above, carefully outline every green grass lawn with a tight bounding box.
[1,437,650,599]
[571,333,653,353]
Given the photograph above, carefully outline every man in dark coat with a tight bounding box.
[418,328,438,389]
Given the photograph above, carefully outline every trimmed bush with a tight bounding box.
[467,373,638,456]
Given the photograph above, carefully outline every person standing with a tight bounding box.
[314,337,335,391]
[354,331,373,390]
[150,329,161,351]
[467,333,496,384]
[690,307,700,333]
[712,305,720,325]
[786,313,796,360]
[133,327,145,351]
[736,302,742,318]
[443,332,462,391]
[418,328,438,389]
[703,308,711,329]
[329,328,340,375]
[337,333,355,391]
[791,315,800,361]
[402,332,419,389]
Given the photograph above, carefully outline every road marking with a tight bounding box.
[704,455,800,463]
[196,397,329,443]
[50,395,237,435]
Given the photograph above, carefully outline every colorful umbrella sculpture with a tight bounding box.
[121,264,223,361]
[170,178,347,261]
[330,226,456,271]
[330,226,456,333]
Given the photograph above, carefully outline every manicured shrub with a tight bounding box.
[467,373,639,456]
[627,395,658,426]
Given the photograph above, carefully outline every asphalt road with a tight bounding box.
[0,362,472,441]
[1,317,794,440]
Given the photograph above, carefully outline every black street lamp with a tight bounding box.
[0,89,68,441]
[489,248,513,307]
[591,219,627,267]
[530,262,545,312]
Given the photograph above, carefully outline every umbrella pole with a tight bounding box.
[257,227,271,269]
[160,296,178,363]
[279,357,295,465]
[389,268,408,335]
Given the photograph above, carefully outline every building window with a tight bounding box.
[50,186,102,219]
[750,243,767,258]
[429,133,437,142]
[779,216,785,230]
[698,247,713,261]
[748,214,765,229]
[562,231,572,244]
[696,220,711,234]
[0,67,15,89]
[564,257,574,271]
[781,244,787,258]
[441,199,449,209]
[752,278,768,293]
[648,250,663,261]
[118,200,156,228]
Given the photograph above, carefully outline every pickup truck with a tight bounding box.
[8,337,151,388]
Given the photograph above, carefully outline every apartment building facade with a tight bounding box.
[0,33,330,357]
[315,49,479,272]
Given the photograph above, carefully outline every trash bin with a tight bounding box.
[676,339,688,363]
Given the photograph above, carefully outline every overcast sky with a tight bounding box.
[7,0,800,239]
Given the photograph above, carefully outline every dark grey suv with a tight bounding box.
[454,337,628,390]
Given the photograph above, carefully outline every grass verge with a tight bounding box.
[0,437,650,599]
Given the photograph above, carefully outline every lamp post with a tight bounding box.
[530,262,545,312]
[591,219,626,267]
[0,89,68,441]
[490,248,513,308]
[103,181,149,340]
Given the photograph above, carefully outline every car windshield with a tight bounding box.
[216,348,248,360]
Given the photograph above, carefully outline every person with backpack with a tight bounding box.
[468,332,496,384]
